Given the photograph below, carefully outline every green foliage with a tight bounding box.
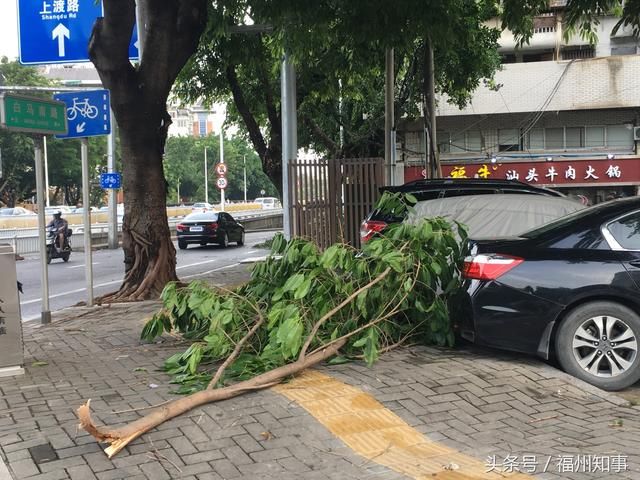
[163,134,277,203]
[143,193,468,392]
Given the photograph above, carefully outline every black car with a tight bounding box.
[361,178,563,243]
[176,212,244,249]
[454,196,640,390]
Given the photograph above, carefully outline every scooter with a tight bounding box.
[46,226,72,264]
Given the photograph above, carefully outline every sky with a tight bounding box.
[1,1,19,60]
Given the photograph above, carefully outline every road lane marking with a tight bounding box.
[21,261,243,305]
[274,370,531,480]
[21,278,123,305]
[67,262,101,269]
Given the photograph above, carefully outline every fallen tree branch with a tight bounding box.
[78,339,346,458]
[299,267,391,360]
[207,314,265,389]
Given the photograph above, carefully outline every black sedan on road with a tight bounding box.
[454,196,640,391]
[176,212,244,250]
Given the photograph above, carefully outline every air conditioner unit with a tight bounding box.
[634,126,640,141]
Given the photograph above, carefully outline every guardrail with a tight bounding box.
[0,210,283,255]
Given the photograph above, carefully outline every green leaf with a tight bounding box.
[31,361,48,367]
[283,273,305,292]
[294,278,312,299]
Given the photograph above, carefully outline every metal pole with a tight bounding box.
[34,136,50,324]
[426,37,440,178]
[107,109,118,249]
[135,0,146,60]
[243,154,247,203]
[281,51,296,240]
[204,147,208,204]
[219,129,225,211]
[81,139,94,307]
[43,136,50,207]
[384,48,394,185]
[177,179,180,204]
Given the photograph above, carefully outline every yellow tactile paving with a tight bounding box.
[274,370,532,480]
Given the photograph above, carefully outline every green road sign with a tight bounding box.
[0,93,68,135]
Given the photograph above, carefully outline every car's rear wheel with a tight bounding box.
[220,233,229,248]
[178,240,188,250]
[555,301,640,391]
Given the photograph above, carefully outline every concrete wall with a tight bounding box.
[437,55,640,116]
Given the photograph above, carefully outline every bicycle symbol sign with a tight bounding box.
[54,89,111,139]
[67,98,99,121]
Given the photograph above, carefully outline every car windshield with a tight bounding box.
[184,213,218,222]
[193,203,207,208]
[0,208,14,216]
[520,201,614,239]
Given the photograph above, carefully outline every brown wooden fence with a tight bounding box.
[288,157,384,249]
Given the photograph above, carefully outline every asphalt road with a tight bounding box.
[16,230,277,322]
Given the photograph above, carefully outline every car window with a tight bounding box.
[607,212,640,250]
[547,227,608,250]
[185,213,218,222]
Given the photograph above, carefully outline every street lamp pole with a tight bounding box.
[204,147,208,204]
[243,154,247,203]
[219,128,225,211]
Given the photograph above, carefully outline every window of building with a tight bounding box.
[585,127,605,147]
[565,127,583,148]
[545,128,564,149]
[611,37,638,56]
[501,54,516,64]
[466,131,483,152]
[522,51,554,62]
[606,125,634,149]
[561,45,595,60]
[527,128,545,149]
[498,129,520,151]
[437,132,450,153]
[450,132,466,153]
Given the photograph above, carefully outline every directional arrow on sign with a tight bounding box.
[52,23,70,57]
[76,122,86,134]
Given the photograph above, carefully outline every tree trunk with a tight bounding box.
[89,0,207,300]
[112,108,178,300]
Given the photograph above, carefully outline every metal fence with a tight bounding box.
[288,157,384,249]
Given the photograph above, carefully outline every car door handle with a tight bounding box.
[629,260,640,268]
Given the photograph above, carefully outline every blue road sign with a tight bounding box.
[17,0,139,65]
[100,173,121,189]
[54,89,111,138]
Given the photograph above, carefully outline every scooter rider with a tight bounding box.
[47,210,68,252]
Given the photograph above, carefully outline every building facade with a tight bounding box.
[400,7,640,204]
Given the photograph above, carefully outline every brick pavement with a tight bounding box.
[1,263,639,479]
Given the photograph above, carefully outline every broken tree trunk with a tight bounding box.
[78,340,346,458]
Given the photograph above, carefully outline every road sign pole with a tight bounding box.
[44,136,50,207]
[34,136,51,324]
[204,147,208,204]
[81,138,94,307]
[107,109,118,249]
[219,129,225,211]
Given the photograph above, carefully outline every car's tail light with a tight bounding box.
[176,223,186,232]
[209,222,218,229]
[360,220,387,242]
[462,254,523,280]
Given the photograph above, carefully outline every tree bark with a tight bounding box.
[89,0,207,300]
